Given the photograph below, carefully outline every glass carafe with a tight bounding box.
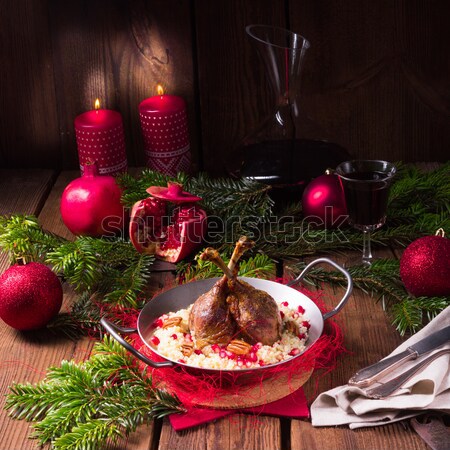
[228,25,350,203]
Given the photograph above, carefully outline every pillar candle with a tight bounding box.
[74,100,127,176]
[139,86,191,176]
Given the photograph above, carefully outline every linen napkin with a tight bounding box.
[169,386,309,430]
[311,306,450,429]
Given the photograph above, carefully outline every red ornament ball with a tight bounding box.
[400,231,450,297]
[302,171,347,228]
[0,262,63,330]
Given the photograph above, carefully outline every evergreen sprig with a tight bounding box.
[0,215,63,263]
[179,248,276,282]
[186,173,274,219]
[5,336,184,450]
[291,259,450,335]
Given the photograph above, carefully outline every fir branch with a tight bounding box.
[5,336,184,450]
[46,238,100,291]
[180,248,276,282]
[103,253,154,308]
[47,292,105,340]
[0,214,63,263]
[388,162,450,215]
[290,259,449,335]
[186,173,274,219]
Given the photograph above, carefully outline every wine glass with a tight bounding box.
[336,160,397,266]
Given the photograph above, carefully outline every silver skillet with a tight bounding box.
[101,258,352,373]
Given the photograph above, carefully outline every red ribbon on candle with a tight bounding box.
[139,86,191,176]
[74,100,127,176]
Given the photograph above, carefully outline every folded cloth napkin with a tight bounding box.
[311,306,450,429]
[169,387,309,431]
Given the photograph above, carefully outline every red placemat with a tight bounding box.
[169,386,309,431]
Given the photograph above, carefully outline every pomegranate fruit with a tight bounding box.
[0,262,63,330]
[129,182,207,263]
[60,162,125,237]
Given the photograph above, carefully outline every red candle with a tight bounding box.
[74,99,127,176]
[139,85,191,176]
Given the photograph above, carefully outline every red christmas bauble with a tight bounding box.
[400,231,450,297]
[302,171,347,228]
[0,262,63,330]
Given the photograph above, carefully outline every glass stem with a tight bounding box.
[362,229,373,264]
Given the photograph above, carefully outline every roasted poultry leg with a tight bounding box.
[188,249,237,348]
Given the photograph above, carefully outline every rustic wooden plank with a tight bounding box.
[48,0,197,170]
[0,169,56,217]
[194,0,287,175]
[289,0,450,163]
[37,170,78,240]
[158,414,281,450]
[0,1,60,169]
[291,420,428,450]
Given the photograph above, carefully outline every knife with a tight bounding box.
[348,325,450,387]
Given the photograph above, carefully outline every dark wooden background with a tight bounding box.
[1,0,449,175]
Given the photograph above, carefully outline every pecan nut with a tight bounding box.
[181,341,194,357]
[226,339,251,355]
[163,316,183,329]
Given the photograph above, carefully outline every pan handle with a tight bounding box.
[100,318,175,368]
[287,257,353,320]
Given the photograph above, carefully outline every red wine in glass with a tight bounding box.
[336,161,397,266]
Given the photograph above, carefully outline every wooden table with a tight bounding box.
[0,169,431,450]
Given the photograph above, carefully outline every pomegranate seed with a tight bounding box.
[281,301,289,307]
[280,311,285,319]
[258,360,265,366]
[194,349,202,355]
[245,361,252,368]
[219,350,227,358]
[302,321,311,329]
[226,351,234,358]
[289,348,300,356]
[150,336,160,346]
[178,359,186,364]
[171,334,178,340]
[298,305,305,314]
[153,318,163,328]
[237,360,244,367]
[211,344,220,353]
[248,352,257,362]
[298,333,306,340]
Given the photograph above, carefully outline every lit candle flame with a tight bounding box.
[94,98,101,110]
[156,84,164,97]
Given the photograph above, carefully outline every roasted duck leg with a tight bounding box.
[188,249,237,348]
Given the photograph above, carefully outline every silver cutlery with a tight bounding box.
[349,326,450,387]
[365,348,450,399]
